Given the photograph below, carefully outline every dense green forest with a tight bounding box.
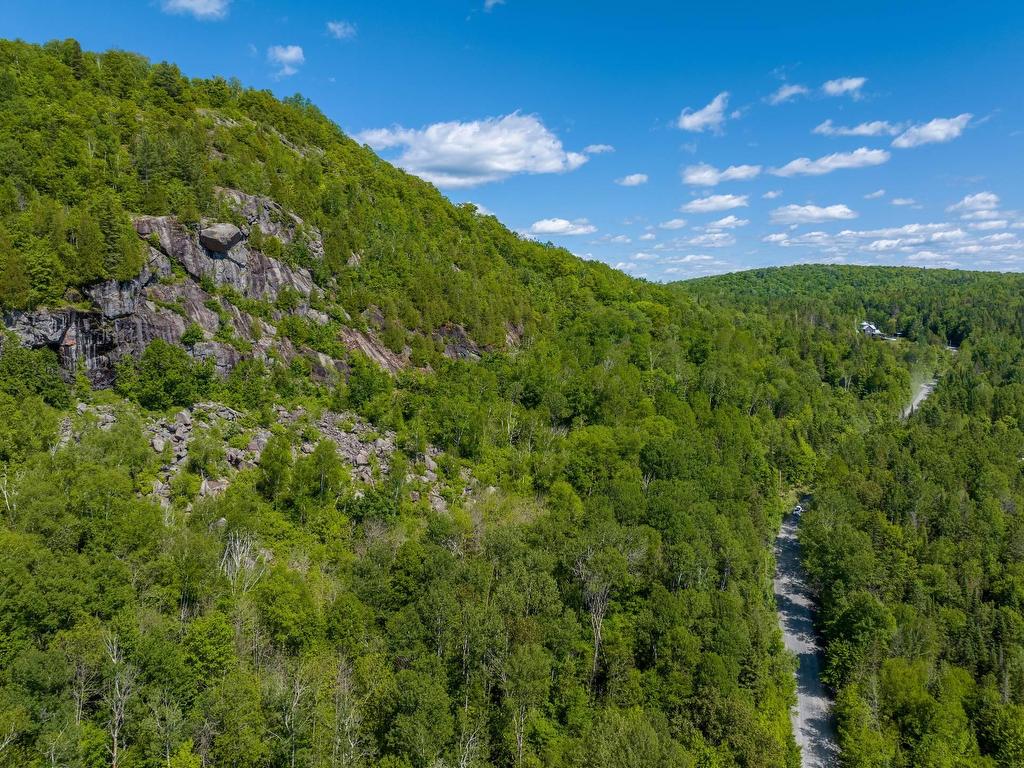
[0,38,1021,768]
[688,269,1024,767]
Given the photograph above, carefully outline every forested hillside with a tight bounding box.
[0,39,1020,768]
[683,265,1024,348]
[691,266,1024,767]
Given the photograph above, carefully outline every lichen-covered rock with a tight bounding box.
[85,279,143,319]
[435,323,482,362]
[4,308,72,347]
[3,190,351,386]
[199,223,244,252]
[136,211,314,302]
[191,341,243,375]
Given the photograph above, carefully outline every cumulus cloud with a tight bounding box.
[688,232,736,247]
[947,192,999,213]
[822,76,867,98]
[814,119,901,137]
[658,218,688,230]
[706,215,749,229]
[893,114,972,148]
[161,0,229,19]
[584,144,615,154]
[358,113,588,188]
[681,194,749,213]
[961,209,1003,221]
[682,162,761,186]
[639,232,657,241]
[892,198,916,206]
[771,204,858,224]
[529,218,596,236]
[326,20,357,39]
[616,173,649,187]
[677,92,730,133]
[768,84,809,105]
[267,45,305,77]
[865,189,886,199]
[772,147,890,177]
[760,220,1022,271]
[762,190,782,199]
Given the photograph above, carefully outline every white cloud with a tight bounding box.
[822,76,867,98]
[161,0,229,19]
[759,220,1018,271]
[616,173,649,187]
[682,162,761,186]
[971,220,1008,230]
[865,189,886,199]
[814,119,901,137]
[892,114,972,148]
[768,84,809,105]
[609,234,631,244]
[358,113,588,188]
[658,218,688,230]
[681,194,749,213]
[326,20,357,39]
[962,209,1002,221]
[671,255,715,264]
[930,228,967,241]
[947,191,999,212]
[706,215,749,229]
[688,232,736,247]
[529,218,596,236]
[772,147,890,177]
[892,197,916,206]
[267,45,305,77]
[584,144,615,154]
[864,238,905,251]
[639,232,656,241]
[771,204,858,224]
[762,189,782,199]
[677,92,730,133]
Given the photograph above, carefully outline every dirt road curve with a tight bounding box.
[901,379,936,420]
[774,507,839,768]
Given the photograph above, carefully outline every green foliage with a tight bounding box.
[6,36,1024,768]
[116,339,213,410]
[0,340,70,408]
[180,321,204,347]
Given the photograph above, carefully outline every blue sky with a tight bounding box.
[6,1,1024,280]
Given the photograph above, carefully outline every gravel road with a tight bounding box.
[901,379,937,420]
[774,506,839,768]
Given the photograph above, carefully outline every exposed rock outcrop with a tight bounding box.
[2,188,447,388]
[339,327,409,375]
[435,323,482,362]
[135,214,314,302]
[199,223,244,252]
[3,189,340,386]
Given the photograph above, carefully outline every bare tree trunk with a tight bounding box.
[0,467,19,524]
[104,634,136,768]
[574,551,611,690]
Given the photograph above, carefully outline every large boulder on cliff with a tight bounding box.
[199,223,244,253]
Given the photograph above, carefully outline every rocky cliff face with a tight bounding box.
[2,189,333,386]
[2,187,511,386]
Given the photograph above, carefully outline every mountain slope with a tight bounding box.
[1,39,1003,768]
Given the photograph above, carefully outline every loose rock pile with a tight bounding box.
[61,400,469,515]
